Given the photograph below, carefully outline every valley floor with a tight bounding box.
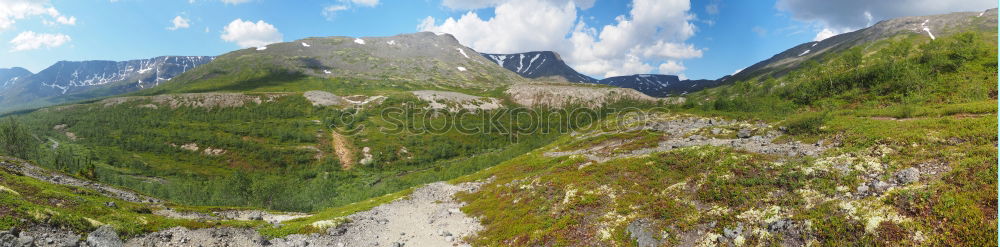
[1,108,995,246]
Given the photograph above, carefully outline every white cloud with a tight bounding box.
[167,16,190,30]
[9,31,70,51]
[322,0,380,20]
[420,0,702,78]
[658,60,686,74]
[220,19,282,48]
[322,5,349,19]
[811,27,852,41]
[221,0,251,4]
[0,0,76,31]
[777,0,998,41]
[442,0,594,10]
[348,0,379,7]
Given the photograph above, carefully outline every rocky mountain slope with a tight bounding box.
[730,8,998,82]
[152,32,524,95]
[0,56,214,113]
[0,67,31,90]
[481,51,597,83]
[598,74,724,97]
[505,82,680,108]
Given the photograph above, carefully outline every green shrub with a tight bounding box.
[782,111,829,135]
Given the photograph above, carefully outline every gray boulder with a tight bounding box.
[626,219,662,247]
[894,167,920,185]
[737,129,752,138]
[87,225,123,247]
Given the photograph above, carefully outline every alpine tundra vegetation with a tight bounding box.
[0,1,996,246]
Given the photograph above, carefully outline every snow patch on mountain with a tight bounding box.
[354,38,366,45]
[302,42,310,47]
[32,56,214,95]
[456,48,470,59]
[482,51,597,84]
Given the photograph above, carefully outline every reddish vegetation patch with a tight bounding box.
[876,222,907,243]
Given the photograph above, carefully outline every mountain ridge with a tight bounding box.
[152,32,524,95]
[481,51,598,83]
[0,56,214,113]
[729,8,998,82]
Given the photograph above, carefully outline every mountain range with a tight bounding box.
[0,56,214,112]
[481,51,725,97]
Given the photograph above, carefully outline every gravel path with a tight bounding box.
[124,181,483,247]
[269,181,482,247]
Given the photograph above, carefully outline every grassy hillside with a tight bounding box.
[1,89,655,212]
[144,33,523,96]
[445,30,997,245]
[686,31,996,119]
[0,157,266,238]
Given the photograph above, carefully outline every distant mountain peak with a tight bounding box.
[481,51,724,97]
[598,74,720,97]
[0,67,33,89]
[481,51,597,83]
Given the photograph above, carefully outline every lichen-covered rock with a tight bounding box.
[737,128,752,138]
[894,167,920,184]
[626,219,662,247]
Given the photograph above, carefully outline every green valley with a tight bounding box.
[0,5,996,247]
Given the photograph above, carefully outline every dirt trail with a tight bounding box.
[125,182,484,247]
[330,130,356,169]
[269,182,482,246]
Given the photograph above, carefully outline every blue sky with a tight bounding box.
[0,0,995,80]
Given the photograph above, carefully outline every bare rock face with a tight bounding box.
[505,83,680,108]
[100,93,287,109]
[411,90,502,112]
[304,90,346,107]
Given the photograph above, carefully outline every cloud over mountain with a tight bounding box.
[220,18,282,48]
[0,0,77,31]
[9,31,70,51]
[419,0,703,78]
